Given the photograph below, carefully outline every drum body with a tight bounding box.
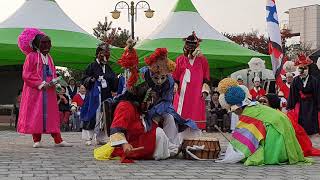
[181,137,221,160]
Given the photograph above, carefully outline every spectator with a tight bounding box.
[70,85,86,131]
[278,72,294,100]
[207,91,230,132]
[66,78,78,100]
[57,86,71,131]
[236,75,244,85]
[249,76,266,101]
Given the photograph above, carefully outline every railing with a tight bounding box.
[0,104,15,127]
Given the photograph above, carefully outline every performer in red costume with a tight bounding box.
[278,72,294,100]
[110,83,172,161]
[249,76,266,101]
[287,54,320,135]
[109,41,179,162]
[173,32,210,129]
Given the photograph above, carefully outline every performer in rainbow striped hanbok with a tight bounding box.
[216,78,311,166]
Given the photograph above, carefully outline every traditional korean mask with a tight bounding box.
[32,34,51,55]
[151,73,167,86]
[39,36,52,55]
[98,50,110,64]
[183,43,197,58]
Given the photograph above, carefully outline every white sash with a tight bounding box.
[177,69,191,115]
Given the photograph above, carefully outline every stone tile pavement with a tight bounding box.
[0,131,320,180]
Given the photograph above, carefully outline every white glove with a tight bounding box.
[71,106,77,112]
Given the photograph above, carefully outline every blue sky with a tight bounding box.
[0,0,319,39]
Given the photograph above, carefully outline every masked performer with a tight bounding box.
[172,32,210,129]
[109,82,179,162]
[217,78,309,165]
[259,94,320,157]
[96,44,178,162]
[17,28,72,148]
[287,54,320,135]
[139,48,200,146]
[81,43,117,145]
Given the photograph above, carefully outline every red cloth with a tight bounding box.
[110,101,157,162]
[249,88,266,101]
[287,104,320,157]
[32,133,63,144]
[72,94,84,107]
[279,83,290,99]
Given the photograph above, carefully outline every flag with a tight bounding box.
[266,0,284,87]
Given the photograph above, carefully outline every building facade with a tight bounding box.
[288,4,320,50]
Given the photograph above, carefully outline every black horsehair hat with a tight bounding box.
[183,31,202,45]
[95,42,110,57]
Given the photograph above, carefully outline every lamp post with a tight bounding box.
[110,1,154,40]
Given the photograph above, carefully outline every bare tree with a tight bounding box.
[93,17,131,48]
[286,42,313,60]
[223,30,269,55]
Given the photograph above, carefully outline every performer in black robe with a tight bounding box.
[80,42,117,145]
[287,54,320,135]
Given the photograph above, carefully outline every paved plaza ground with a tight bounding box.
[0,130,320,180]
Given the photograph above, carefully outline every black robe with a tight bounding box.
[81,60,117,130]
[287,75,320,135]
[82,60,116,101]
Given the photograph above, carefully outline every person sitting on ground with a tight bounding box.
[207,91,230,133]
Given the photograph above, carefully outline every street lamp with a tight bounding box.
[110,1,155,40]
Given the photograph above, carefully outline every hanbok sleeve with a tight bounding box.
[82,63,95,89]
[159,76,174,102]
[22,54,44,89]
[172,57,181,83]
[202,56,210,81]
[110,102,134,146]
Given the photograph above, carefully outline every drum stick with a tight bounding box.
[131,146,144,152]
[214,125,231,143]
[125,146,144,156]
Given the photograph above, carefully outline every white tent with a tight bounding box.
[136,0,269,77]
[0,0,101,68]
